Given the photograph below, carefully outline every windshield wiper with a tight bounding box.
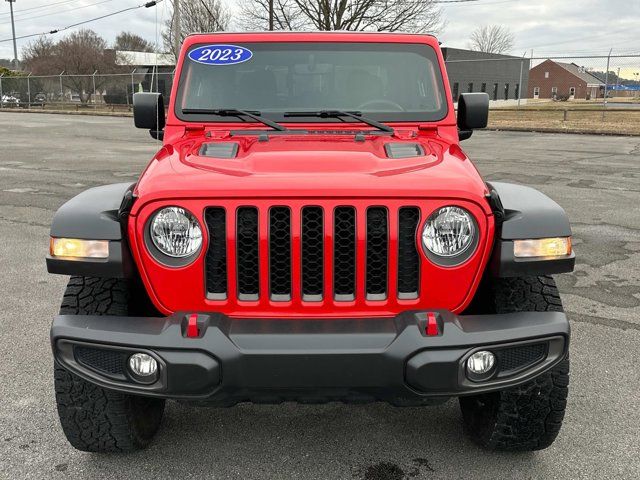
[283,110,394,134]
[181,108,288,131]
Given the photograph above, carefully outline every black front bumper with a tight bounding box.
[51,310,569,406]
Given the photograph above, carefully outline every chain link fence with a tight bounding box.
[444,52,640,134]
[0,69,174,113]
[1,53,639,134]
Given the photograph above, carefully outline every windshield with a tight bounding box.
[175,42,448,123]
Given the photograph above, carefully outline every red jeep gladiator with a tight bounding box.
[47,32,574,453]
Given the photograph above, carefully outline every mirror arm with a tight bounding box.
[458,129,473,141]
[150,130,164,141]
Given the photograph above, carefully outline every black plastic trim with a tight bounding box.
[384,143,425,159]
[489,182,572,240]
[199,142,239,159]
[51,309,569,405]
[133,92,165,139]
[50,183,135,240]
[488,182,574,277]
[48,183,136,278]
[457,92,489,130]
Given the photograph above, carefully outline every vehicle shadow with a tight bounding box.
[79,400,549,479]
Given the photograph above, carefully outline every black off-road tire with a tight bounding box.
[54,276,165,453]
[459,275,570,451]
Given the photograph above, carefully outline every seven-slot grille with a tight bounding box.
[205,205,421,302]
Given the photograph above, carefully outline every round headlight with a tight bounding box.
[422,206,476,261]
[150,207,202,258]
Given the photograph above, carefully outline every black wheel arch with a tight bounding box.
[46,183,137,278]
[486,182,575,278]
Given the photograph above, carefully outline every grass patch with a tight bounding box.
[488,109,640,135]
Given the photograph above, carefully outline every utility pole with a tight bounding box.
[602,48,612,121]
[174,0,181,60]
[5,0,18,69]
[517,51,526,108]
[269,0,274,30]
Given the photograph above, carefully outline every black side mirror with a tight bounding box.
[457,93,489,141]
[133,92,165,141]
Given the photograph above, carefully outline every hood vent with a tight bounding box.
[199,142,239,159]
[385,143,425,159]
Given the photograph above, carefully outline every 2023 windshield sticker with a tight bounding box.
[188,45,253,66]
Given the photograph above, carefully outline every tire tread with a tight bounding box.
[460,275,570,451]
[55,276,164,453]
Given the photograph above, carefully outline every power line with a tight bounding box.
[0,1,163,44]
[435,0,520,5]
[0,0,81,18]
[7,0,119,24]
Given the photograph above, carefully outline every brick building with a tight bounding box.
[528,60,604,100]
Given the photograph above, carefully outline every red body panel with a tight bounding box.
[128,32,495,318]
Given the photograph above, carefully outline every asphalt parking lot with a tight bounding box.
[0,111,638,479]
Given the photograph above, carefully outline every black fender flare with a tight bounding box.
[46,183,136,278]
[488,182,575,277]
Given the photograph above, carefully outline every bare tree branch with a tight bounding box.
[468,25,515,54]
[162,0,230,60]
[238,0,444,34]
[113,32,154,52]
[22,30,118,103]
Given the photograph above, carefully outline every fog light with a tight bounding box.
[467,351,496,375]
[128,353,158,378]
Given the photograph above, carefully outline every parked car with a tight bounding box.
[31,92,47,107]
[46,32,574,453]
[1,94,20,107]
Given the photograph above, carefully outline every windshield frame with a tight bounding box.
[173,41,450,125]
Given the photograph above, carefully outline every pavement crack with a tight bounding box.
[0,216,50,229]
[568,312,640,331]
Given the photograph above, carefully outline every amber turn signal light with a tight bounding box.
[49,238,109,259]
[513,237,572,258]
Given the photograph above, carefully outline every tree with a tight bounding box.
[21,36,57,74]
[114,32,154,52]
[21,29,118,103]
[238,0,306,30]
[238,0,444,33]
[162,0,230,60]
[468,25,514,54]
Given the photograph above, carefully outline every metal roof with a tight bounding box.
[115,51,175,67]
[554,61,605,86]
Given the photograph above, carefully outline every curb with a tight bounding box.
[0,108,132,118]
[3,109,639,136]
[486,126,640,137]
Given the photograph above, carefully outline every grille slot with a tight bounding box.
[269,207,292,300]
[366,207,388,299]
[397,207,420,298]
[202,203,428,304]
[301,206,324,301]
[205,208,227,299]
[334,207,357,301]
[74,346,127,376]
[237,207,259,300]
[498,343,547,373]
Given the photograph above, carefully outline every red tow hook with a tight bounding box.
[186,313,199,338]
[426,312,440,336]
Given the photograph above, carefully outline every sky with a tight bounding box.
[1,0,639,74]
